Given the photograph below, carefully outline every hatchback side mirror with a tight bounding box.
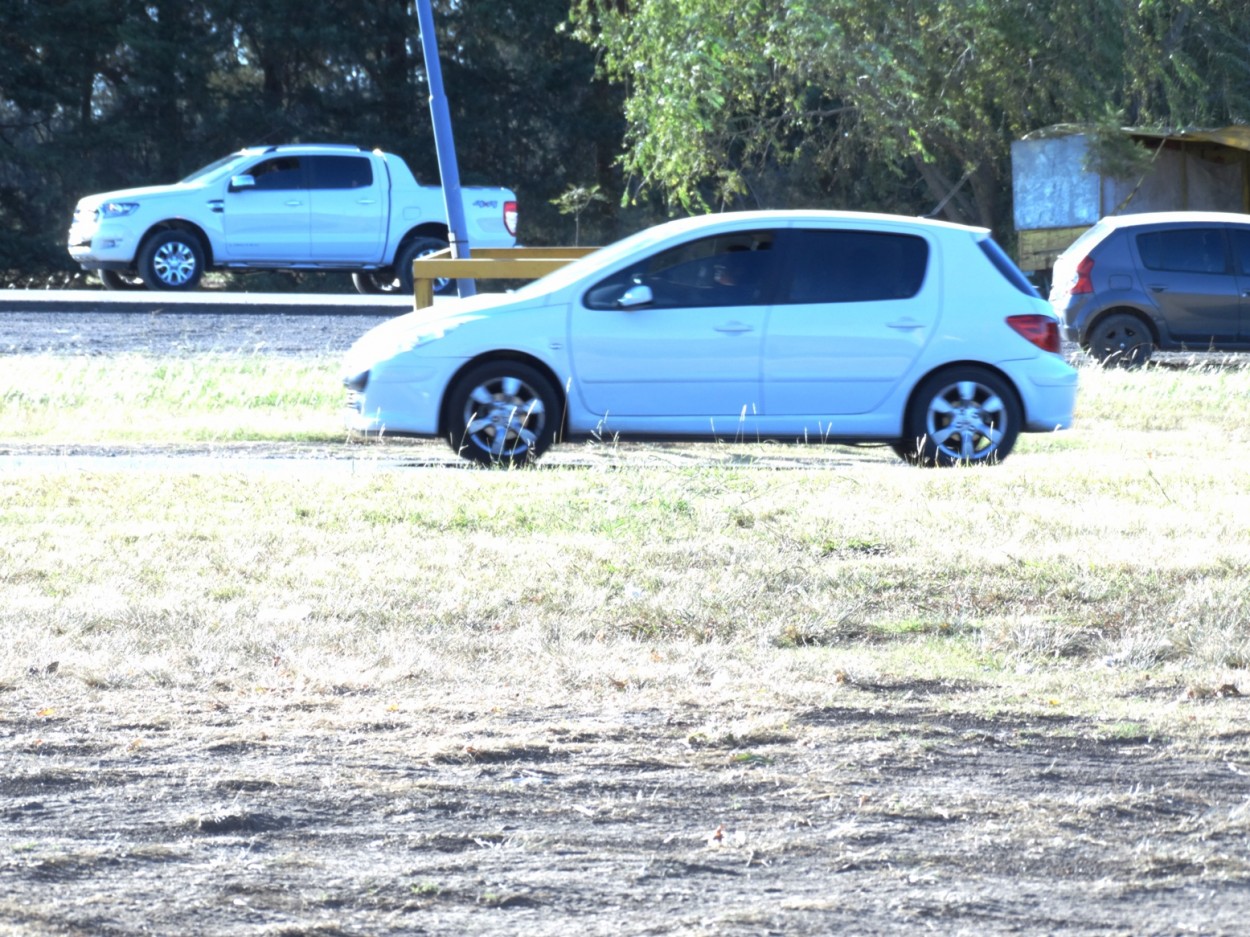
[618,284,653,309]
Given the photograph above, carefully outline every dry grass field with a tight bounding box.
[3,350,1250,934]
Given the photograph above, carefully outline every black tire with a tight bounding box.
[445,361,560,465]
[1085,312,1153,366]
[895,366,1022,466]
[351,271,388,295]
[352,237,454,296]
[98,270,145,291]
[137,230,205,291]
[398,237,455,295]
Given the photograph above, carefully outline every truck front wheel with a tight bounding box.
[138,230,205,291]
[99,270,145,291]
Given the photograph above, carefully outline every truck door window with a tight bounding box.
[249,157,304,191]
[309,156,374,190]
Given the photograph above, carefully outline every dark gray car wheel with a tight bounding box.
[895,367,1021,466]
[137,230,205,291]
[1086,312,1153,366]
[445,361,559,465]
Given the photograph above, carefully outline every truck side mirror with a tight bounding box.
[229,174,256,192]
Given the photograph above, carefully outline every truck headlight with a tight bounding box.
[99,202,140,218]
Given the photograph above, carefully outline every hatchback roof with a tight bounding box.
[641,209,990,238]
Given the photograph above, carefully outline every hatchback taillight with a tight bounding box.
[1007,314,1062,354]
[504,200,518,237]
[1071,255,1094,294]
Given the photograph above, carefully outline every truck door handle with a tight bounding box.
[285,200,303,207]
[357,199,377,205]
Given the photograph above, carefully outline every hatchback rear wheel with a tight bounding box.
[895,367,1021,466]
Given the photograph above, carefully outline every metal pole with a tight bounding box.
[416,0,475,297]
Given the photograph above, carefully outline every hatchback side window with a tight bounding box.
[584,231,776,309]
[1136,228,1228,274]
[779,230,928,303]
[308,155,373,189]
[248,157,304,191]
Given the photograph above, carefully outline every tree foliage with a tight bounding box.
[570,0,1250,236]
[0,0,630,284]
[4,0,1250,284]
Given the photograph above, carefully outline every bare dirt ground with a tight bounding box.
[5,306,1250,934]
[6,673,1250,936]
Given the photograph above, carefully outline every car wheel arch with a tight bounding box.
[894,362,1025,465]
[899,361,1024,432]
[139,220,215,269]
[403,222,450,244]
[438,352,568,439]
[1082,306,1159,346]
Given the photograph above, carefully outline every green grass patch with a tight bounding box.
[4,353,1250,734]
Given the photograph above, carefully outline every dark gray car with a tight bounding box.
[1049,211,1250,364]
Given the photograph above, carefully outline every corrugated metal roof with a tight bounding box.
[1126,126,1250,151]
[1023,124,1250,152]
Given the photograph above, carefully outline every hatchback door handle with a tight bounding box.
[887,318,924,330]
[714,321,754,334]
[285,200,304,207]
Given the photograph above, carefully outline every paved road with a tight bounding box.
[0,289,414,357]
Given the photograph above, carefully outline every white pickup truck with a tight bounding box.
[68,144,518,294]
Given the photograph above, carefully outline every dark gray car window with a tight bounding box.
[779,230,928,303]
[308,156,373,189]
[1136,228,1229,274]
[1232,229,1250,276]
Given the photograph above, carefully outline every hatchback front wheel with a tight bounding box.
[445,361,560,465]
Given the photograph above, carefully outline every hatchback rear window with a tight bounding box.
[978,237,1039,296]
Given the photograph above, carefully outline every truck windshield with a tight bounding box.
[180,153,252,185]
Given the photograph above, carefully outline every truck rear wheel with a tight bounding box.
[352,237,454,296]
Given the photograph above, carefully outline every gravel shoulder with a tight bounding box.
[5,674,1250,936]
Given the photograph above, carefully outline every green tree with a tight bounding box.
[570,0,1250,238]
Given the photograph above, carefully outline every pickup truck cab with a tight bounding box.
[68,144,518,294]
